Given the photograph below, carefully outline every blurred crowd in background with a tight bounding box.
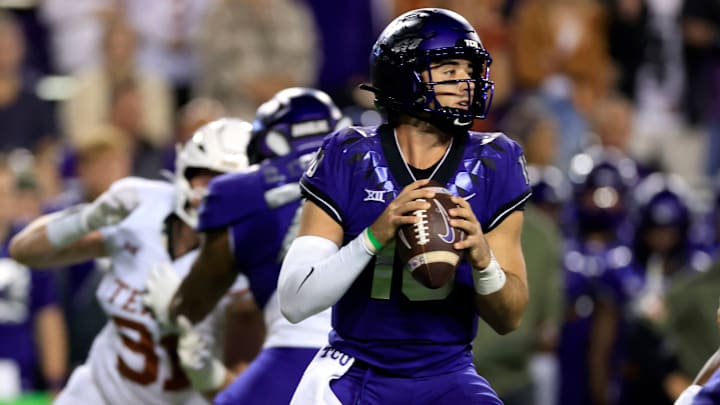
[1,0,720,404]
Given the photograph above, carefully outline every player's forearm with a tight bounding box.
[278,234,373,323]
[223,297,265,367]
[170,264,237,324]
[35,306,68,391]
[170,230,239,324]
[10,214,104,268]
[474,271,528,335]
[10,215,57,266]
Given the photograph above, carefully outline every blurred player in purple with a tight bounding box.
[558,147,639,405]
[278,8,531,405]
[621,173,713,404]
[143,87,349,404]
[0,164,67,395]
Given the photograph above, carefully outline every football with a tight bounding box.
[396,183,466,289]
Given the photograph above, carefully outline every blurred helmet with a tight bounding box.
[362,8,494,131]
[631,172,699,264]
[175,118,251,227]
[247,87,350,165]
[569,147,639,234]
[633,173,692,231]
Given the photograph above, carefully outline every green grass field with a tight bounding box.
[0,392,51,405]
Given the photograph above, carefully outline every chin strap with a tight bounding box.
[358,83,380,94]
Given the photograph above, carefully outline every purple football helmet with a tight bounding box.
[361,8,494,131]
[633,173,692,230]
[631,173,697,264]
[569,147,639,235]
[248,87,350,164]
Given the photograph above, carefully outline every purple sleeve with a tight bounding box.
[484,137,532,232]
[197,171,265,232]
[30,270,59,315]
[299,131,351,225]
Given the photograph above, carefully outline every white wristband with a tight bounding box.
[472,253,506,295]
[45,206,90,249]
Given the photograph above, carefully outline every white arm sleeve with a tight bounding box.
[278,234,374,324]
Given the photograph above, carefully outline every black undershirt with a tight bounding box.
[409,162,440,180]
[378,124,468,188]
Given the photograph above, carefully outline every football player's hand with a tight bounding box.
[81,186,139,231]
[142,261,180,333]
[176,316,228,392]
[369,179,435,246]
[449,196,492,269]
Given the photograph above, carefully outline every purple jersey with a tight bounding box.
[198,153,308,308]
[214,347,317,405]
[558,238,635,405]
[0,228,60,390]
[300,124,531,377]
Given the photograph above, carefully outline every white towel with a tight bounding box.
[290,345,355,405]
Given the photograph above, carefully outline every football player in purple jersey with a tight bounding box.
[143,88,350,404]
[558,147,639,405]
[0,165,67,396]
[278,8,531,405]
[622,173,714,404]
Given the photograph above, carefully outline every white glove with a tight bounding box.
[82,187,139,231]
[176,315,227,392]
[46,187,139,248]
[142,261,181,333]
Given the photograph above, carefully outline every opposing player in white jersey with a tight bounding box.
[143,87,346,404]
[9,119,253,405]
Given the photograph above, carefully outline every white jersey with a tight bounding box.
[74,177,247,405]
[262,291,330,349]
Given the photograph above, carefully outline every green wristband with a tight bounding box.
[365,227,383,251]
